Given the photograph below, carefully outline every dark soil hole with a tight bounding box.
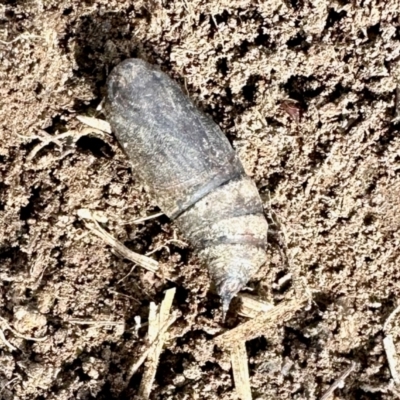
[216,57,228,75]
[267,172,284,193]
[363,213,375,226]
[238,39,250,57]
[367,23,380,43]
[43,115,67,135]
[0,182,8,211]
[73,11,137,86]
[265,116,284,128]
[282,326,312,357]
[76,136,114,158]
[214,10,229,24]
[72,98,101,115]
[273,270,292,294]
[156,348,183,385]
[325,8,347,30]
[328,82,349,103]
[202,290,223,319]
[242,75,262,103]
[34,82,44,95]
[174,284,189,305]
[376,128,397,155]
[283,75,324,107]
[286,31,311,52]
[313,292,334,313]
[255,29,270,47]
[63,6,73,16]
[246,336,268,358]
[308,262,319,271]
[20,186,41,220]
[287,0,303,10]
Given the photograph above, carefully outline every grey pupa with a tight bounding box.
[104,58,268,318]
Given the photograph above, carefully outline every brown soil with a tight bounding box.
[1,0,400,399]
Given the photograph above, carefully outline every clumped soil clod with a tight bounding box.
[1,1,400,399]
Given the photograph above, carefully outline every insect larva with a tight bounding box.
[104,59,268,317]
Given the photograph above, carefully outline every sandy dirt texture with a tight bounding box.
[1,0,400,399]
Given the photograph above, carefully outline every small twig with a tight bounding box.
[25,128,106,160]
[320,362,357,400]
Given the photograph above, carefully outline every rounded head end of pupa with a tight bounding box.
[218,277,245,321]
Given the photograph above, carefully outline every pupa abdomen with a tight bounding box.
[105,59,268,315]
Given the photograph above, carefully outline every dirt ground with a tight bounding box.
[1,0,400,399]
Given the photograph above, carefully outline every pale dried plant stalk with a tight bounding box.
[139,288,176,399]
[125,311,178,386]
[78,208,158,273]
[77,115,112,134]
[237,294,273,319]
[231,341,252,400]
[215,298,306,348]
[383,304,400,385]
[320,362,357,400]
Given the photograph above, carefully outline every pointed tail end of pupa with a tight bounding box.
[218,278,245,322]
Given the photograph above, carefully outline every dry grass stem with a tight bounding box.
[215,299,307,348]
[384,335,400,385]
[139,288,176,399]
[78,209,158,273]
[383,305,400,385]
[129,212,164,224]
[237,294,273,319]
[215,298,306,348]
[77,115,112,134]
[125,312,177,386]
[392,85,400,123]
[231,341,252,400]
[320,362,357,400]
[65,318,125,327]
